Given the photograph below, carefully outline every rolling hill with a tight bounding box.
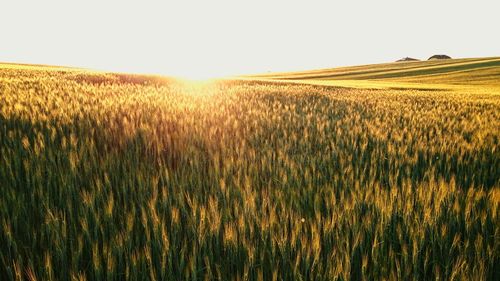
[247,57,500,90]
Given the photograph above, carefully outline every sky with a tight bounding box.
[1,0,499,79]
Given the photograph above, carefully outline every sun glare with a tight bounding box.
[112,65,233,82]
[171,70,227,81]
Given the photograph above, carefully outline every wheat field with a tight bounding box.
[0,60,499,280]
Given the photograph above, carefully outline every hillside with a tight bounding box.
[248,57,500,90]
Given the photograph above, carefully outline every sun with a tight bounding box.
[168,67,233,81]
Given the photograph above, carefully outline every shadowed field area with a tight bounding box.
[0,61,499,280]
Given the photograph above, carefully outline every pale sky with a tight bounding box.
[1,0,499,79]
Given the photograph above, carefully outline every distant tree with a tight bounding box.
[428,54,451,60]
[396,57,420,62]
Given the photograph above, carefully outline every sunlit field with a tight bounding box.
[1,59,499,280]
